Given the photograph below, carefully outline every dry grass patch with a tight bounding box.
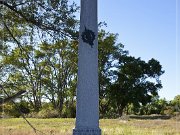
[0,118,180,135]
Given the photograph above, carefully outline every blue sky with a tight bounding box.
[75,0,180,100]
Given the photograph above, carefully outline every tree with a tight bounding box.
[0,0,79,112]
[137,97,168,115]
[0,0,79,40]
[0,1,166,118]
[107,56,164,117]
[0,39,78,113]
[98,29,128,117]
[36,40,78,114]
[171,95,180,112]
[1,45,46,111]
[97,29,164,118]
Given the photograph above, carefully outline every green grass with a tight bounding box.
[0,118,180,135]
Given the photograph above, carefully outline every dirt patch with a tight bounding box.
[129,114,171,120]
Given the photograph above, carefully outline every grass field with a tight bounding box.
[0,118,180,135]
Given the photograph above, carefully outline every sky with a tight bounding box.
[74,0,180,100]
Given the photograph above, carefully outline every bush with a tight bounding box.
[26,112,38,118]
[61,100,76,118]
[37,108,60,118]
[27,103,60,118]
[1,101,31,118]
[164,106,174,115]
[1,103,21,117]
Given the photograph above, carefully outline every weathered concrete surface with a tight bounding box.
[73,0,101,134]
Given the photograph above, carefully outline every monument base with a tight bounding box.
[73,128,101,135]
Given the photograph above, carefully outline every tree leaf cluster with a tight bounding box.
[0,0,165,118]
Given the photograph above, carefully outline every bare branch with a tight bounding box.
[0,0,77,39]
[0,90,26,105]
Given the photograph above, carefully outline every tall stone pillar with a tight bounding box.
[73,0,101,134]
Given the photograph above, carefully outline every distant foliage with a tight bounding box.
[0,0,175,119]
[1,101,30,117]
[37,109,59,118]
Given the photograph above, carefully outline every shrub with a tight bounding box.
[1,103,21,117]
[164,109,174,115]
[26,112,38,118]
[37,108,60,118]
[61,100,76,118]
[1,101,31,118]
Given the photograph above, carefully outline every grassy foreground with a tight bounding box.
[0,118,180,135]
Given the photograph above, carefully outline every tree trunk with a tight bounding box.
[118,107,124,117]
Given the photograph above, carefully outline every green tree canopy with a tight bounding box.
[107,56,164,116]
[171,95,180,112]
[0,0,165,118]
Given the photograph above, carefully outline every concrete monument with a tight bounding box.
[73,0,101,134]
